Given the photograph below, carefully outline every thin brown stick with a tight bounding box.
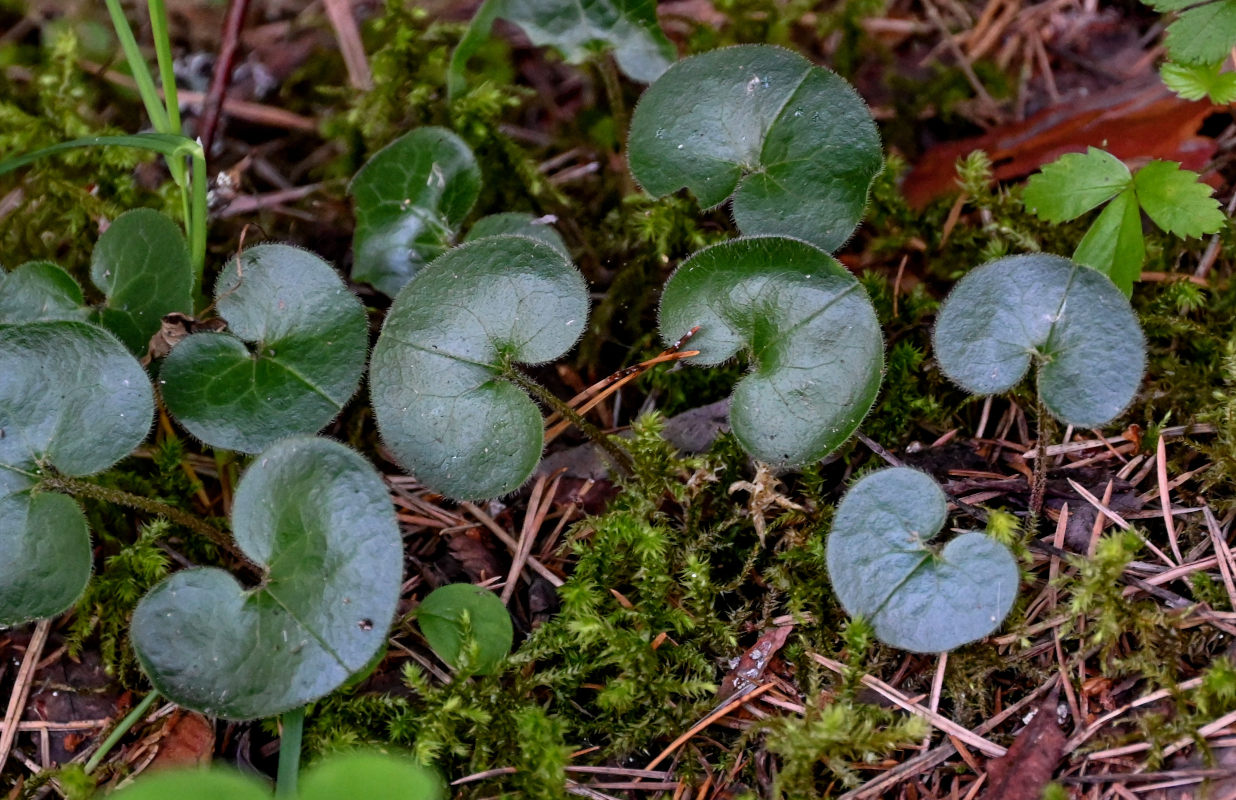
[644,683,777,771]
[500,472,560,604]
[198,0,251,158]
[0,620,51,772]
[1157,435,1183,563]
[459,501,564,587]
[321,0,372,90]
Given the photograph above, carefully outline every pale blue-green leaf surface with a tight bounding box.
[0,262,89,324]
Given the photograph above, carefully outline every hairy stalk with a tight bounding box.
[596,55,636,196]
[504,368,635,475]
[1029,390,1049,520]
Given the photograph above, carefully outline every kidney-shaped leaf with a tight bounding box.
[465,212,570,258]
[160,244,367,454]
[416,583,514,674]
[826,468,1019,653]
[131,436,402,719]
[658,237,883,466]
[932,253,1146,427]
[350,127,481,297]
[91,208,194,356]
[628,45,882,253]
[0,322,154,625]
[370,235,588,500]
[0,262,89,324]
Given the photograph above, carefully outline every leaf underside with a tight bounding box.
[131,436,403,720]
[826,467,1019,653]
[658,236,883,466]
[628,45,882,253]
[932,253,1146,427]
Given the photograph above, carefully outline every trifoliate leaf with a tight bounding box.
[1132,160,1226,238]
[1149,0,1236,65]
[1072,189,1145,296]
[1160,60,1236,103]
[1022,148,1131,223]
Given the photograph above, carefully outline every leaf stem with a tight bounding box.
[276,706,306,797]
[84,690,160,775]
[504,368,634,475]
[1029,391,1050,520]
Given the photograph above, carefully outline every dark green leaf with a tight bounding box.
[416,583,514,674]
[657,237,883,466]
[932,254,1145,427]
[350,127,481,296]
[628,45,882,252]
[1157,0,1236,64]
[91,208,193,355]
[160,245,367,454]
[0,321,154,624]
[370,235,588,500]
[1022,148,1131,223]
[131,436,403,720]
[826,468,1019,653]
[0,262,88,324]
[1133,160,1226,238]
[1072,189,1145,296]
[465,212,570,257]
[449,0,673,98]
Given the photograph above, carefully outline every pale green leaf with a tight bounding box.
[416,584,514,674]
[1158,0,1236,64]
[1072,189,1145,296]
[1133,160,1226,238]
[1022,147,1131,223]
[1160,60,1236,103]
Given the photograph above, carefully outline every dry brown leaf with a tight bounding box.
[982,685,1065,800]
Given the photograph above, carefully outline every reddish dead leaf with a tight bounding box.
[148,711,215,771]
[903,78,1217,208]
[982,685,1065,800]
[718,625,793,701]
[446,528,502,582]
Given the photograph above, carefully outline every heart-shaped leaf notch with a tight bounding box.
[628,44,883,253]
[657,236,883,466]
[350,126,481,297]
[416,583,514,674]
[370,234,589,500]
[826,467,1019,653]
[1,321,154,625]
[160,244,368,454]
[131,436,403,720]
[932,253,1146,427]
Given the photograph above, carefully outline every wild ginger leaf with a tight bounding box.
[1132,160,1226,238]
[628,45,882,253]
[657,236,883,466]
[160,245,367,453]
[131,437,403,720]
[465,212,570,257]
[1160,60,1236,103]
[933,253,1145,427]
[826,468,1019,653]
[370,235,589,500]
[1072,189,1145,296]
[1022,147,1131,223]
[0,262,89,324]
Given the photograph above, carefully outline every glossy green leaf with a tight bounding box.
[657,237,883,466]
[1022,147,1131,223]
[449,0,674,98]
[1132,160,1226,238]
[0,262,88,324]
[160,244,367,454]
[131,436,403,720]
[628,45,882,252]
[932,254,1146,427]
[370,235,588,500]
[109,769,270,800]
[1146,0,1236,64]
[416,583,514,674]
[826,468,1019,653]
[350,127,481,296]
[465,212,570,257]
[90,208,193,356]
[1072,189,1144,296]
[1,322,154,625]
[1160,60,1236,103]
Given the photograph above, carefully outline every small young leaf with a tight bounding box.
[449,0,674,98]
[1022,147,1131,223]
[465,212,570,257]
[416,584,514,674]
[161,244,367,454]
[300,752,443,800]
[131,436,403,720]
[933,254,1145,427]
[350,127,481,296]
[370,235,588,500]
[0,262,89,324]
[108,768,270,800]
[1,321,154,625]
[628,45,882,253]
[1132,160,1226,238]
[826,467,1019,653]
[1160,60,1236,103]
[91,208,193,356]
[657,237,883,466]
[1147,0,1236,65]
[1072,189,1145,296]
